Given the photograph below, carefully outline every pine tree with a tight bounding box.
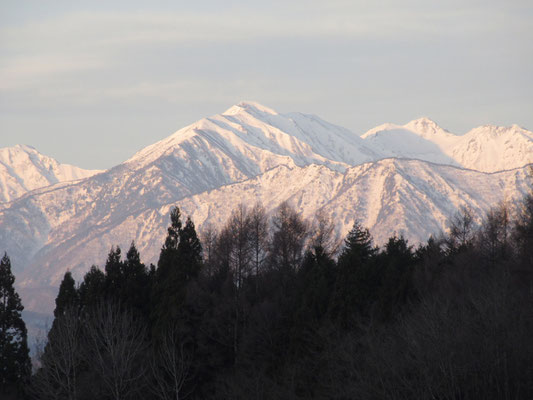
[104,246,123,298]
[122,241,150,317]
[338,221,376,267]
[0,253,31,393]
[177,217,203,278]
[297,246,336,325]
[377,236,416,320]
[37,271,81,400]
[54,271,79,318]
[330,222,377,326]
[79,265,106,311]
[152,207,202,333]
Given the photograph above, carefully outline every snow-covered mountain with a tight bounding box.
[4,159,531,315]
[0,102,532,318]
[450,124,533,173]
[124,101,378,179]
[0,102,378,270]
[362,118,533,172]
[0,145,102,203]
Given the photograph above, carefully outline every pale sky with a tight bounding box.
[1,0,532,169]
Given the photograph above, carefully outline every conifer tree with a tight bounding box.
[413,236,447,296]
[152,207,202,333]
[122,241,150,317]
[177,217,203,278]
[54,271,79,318]
[104,246,123,297]
[0,253,31,393]
[297,247,336,325]
[36,271,81,400]
[338,221,376,267]
[79,265,106,311]
[377,236,416,320]
[330,222,377,326]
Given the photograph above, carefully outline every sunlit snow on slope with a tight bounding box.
[362,118,533,172]
[0,145,103,203]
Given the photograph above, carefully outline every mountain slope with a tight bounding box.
[0,145,102,203]
[125,101,378,176]
[3,160,531,314]
[452,125,533,172]
[361,118,459,166]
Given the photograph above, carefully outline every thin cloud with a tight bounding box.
[2,6,512,51]
[2,6,523,92]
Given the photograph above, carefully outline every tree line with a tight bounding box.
[1,190,533,399]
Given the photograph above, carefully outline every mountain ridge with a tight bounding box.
[0,144,103,203]
[361,118,533,172]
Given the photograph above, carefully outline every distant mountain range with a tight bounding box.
[362,117,533,172]
[1,101,532,318]
[0,144,101,203]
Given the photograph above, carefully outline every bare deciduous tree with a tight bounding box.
[200,224,218,277]
[249,203,268,279]
[31,308,81,400]
[310,209,341,257]
[477,202,511,265]
[269,202,308,271]
[225,204,254,288]
[85,302,147,400]
[447,205,477,251]
[150,324,193,400]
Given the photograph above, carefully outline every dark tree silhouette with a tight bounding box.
[0,253,31,395]
[54,271,79,318]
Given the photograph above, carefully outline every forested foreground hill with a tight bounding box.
[4,186,531,400]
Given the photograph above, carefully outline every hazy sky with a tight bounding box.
[1,0,532,169]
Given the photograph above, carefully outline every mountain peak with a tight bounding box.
[15,144,36,152]
[1,144,37,155]
[223,101,278,116]
[0,145,102,203]
[360,123,400,138]
[405,117,442,130]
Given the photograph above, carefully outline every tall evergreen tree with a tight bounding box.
[0,253,31,393]
[122,241,150,317]
[177,217,203,277]
[79,265,106,311]
[37,271,81,400]
[104,246,123,297]
[152,207,202,333]
[330,222,377,326]
[338,221,376,267]
[54,271,79,318]
[297,246,336,326]
[377,236,416,320]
